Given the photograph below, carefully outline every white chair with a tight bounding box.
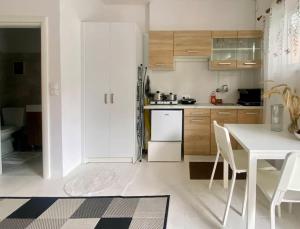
[257,152,300,229]
[209,121,275,226]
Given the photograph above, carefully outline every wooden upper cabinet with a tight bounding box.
[212,31,237,38]
[238,30,263,38]
[174,31,212,57]
[149,31,174,70]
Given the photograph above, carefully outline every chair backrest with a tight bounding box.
[213,121,237,171]
[273,152,300,204]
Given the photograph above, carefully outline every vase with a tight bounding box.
[271,104,284,132]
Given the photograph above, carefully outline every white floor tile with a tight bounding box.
[0,156,299,228]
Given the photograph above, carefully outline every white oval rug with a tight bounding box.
[64,168,116,196]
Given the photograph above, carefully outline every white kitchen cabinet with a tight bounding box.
[82,22,142,162]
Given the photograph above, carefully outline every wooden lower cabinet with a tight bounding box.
[183,108,263,155]
[210,109,238,154]
[236,109,263,149]
[238,109,262,124]
[184,109,211,155]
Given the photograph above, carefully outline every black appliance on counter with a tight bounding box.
[238,88,263,106]
[180,97,197,105]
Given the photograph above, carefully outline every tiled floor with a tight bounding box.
[0,156,299,229]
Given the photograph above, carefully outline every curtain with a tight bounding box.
[266,0,300,168]
[267,0,300,82]
[266,0,300,123]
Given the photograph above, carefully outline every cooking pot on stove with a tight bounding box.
[166,93,177,101]
[154,91,164,101]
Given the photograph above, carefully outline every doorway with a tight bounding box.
[0,17,50,178]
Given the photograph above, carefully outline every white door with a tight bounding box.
[151,110,183,141]
[83,23,110,158]
[109,23,136,158]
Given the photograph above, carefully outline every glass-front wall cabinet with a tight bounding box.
[210,30,262,70]
[237,37,261,69]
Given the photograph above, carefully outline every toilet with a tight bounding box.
[1,108,25,158]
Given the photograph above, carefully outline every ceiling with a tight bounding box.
[102,0,151,5]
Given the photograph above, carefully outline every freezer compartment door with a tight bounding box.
[151,110,183,141]
[148,141,182,162]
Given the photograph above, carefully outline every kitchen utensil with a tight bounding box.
[154,91,164,101]
[166,93,177,101]
[180,97,196,105]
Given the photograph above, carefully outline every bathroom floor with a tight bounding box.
[2,151,42,176]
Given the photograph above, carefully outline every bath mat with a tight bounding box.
[189,162,246,180]
[64,165,141,196]
[0,196,170,229]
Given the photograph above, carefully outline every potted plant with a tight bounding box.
[264,82,300,134]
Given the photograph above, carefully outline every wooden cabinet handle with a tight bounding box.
[186,50,199,53]
[218,112,231,115]
[245,112,257,115]
[243,62,257,65]
[191,119,205,122]
[155,63,169,66]
[191,112,206,115]
[218,62,232,65]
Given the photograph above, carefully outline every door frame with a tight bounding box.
[0,16,51,178]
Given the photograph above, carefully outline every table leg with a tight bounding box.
[247,155,257,229]
[223,160,228,189]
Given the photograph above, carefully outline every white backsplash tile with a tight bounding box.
[149,61,262,103]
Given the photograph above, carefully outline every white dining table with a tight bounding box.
[224,124,300,229]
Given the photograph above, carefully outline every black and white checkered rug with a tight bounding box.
[0,196,170,229]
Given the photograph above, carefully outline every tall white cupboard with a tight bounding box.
[82,22,142,162]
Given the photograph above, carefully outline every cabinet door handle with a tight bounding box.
[191,119,205,122]
[186,50,199,53]
[243,62,257,65]
[218,62,232,65]
[110,93,114,104]
[245,112,257,115]
[104,94,108,104]
[218,112,231,115]
[191,112,205,115]
[155,63,168,66]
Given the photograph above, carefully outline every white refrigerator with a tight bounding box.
[148,110,183,161]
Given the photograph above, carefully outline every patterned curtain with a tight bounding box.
[268,0,300,82]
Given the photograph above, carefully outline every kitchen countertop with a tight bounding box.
[144,103,263,110]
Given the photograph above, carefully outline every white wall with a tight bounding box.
[148,0,261,103]
[60,0,83,176]
[150,61,261,103]
[59,0,146,175]
[0,0,63,178]
[150,0,256,30]
[72,0,146,31]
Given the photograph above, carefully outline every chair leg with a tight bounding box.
[223,172,236,226]
[242,175,248,218]
[288,203,293,214]
[270,203,276,229]
[276,205,281,218]
[209,151,220,190]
